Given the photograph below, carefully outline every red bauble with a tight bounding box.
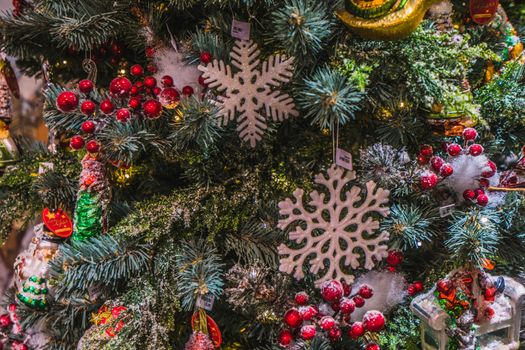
[436,279,452,293]
[463,189,476,201]
[145,46,155,57]
[342,281,352,296]
[348,322,365,339]
[135,81,144,90]
[359,285,374,299]
[363,311,385,332]
[56,91,79,112]
[130,64,144,77]
[161,75,174,87]
[70,135,85,150]
[413,281,424,292]
[420,172,438,190]
[198,74,208,87]
[109,77,133,96]
[417,154,429,165]
[339,298,355,314]
[365,343,381,350]
[86,140,100,153]
[116,108,131,122]
[295,292,309,305]
[200,51,212,64]
[128,97,141,110]
[407,284,417,296]
[300,325,316,340]
[469,144,484,156]
[143,99,162,119]
[353,296,365,308]
[430,156,444,172]
[278,329,294,346]
[419,145,433,158]
[0,314,11,328]
[479,178,490,188]
[482,161,497,178]
[320,280,344,303]
[283,308,303,328]
[81,121,96,133]
[328,327,342,341]
[182,85,194,96]
[8,304,16,312]
[477,194,489,207]
[146,64,158,73]
[129,86,139,96]
[439,164,454,177]
[153,87,161,96]
[143,76,157,88]
[299,305,317,321]
[100,99,114,114]
[80,100,96,115]
[320,316,336,331]
[462,127,478,141]
[160,87,180,106]
[386,250,404,267]
[447,143,462,157]
[18,344,28,350]
[78,79,94,94]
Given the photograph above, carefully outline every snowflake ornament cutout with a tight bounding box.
[278,165,391,286]
[198,40,299,147]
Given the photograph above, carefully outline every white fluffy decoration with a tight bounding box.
[153,46,202,94]
[350,271,408,321]
[198,40,298,147]
[278,165,390,286]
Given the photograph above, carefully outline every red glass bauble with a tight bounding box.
[342,281,352,296]
[295,292,309,305]
[320,316,335,331]
[161,75,174,87]
[365,343,381,350]
[0,314,11,328]
[320,280,344,303]
[146,64,157,73]
[86,140,100,153]
[143,76,157,88]
[463,189,476,201]
[298,305,317,321]
[153,87,161,96]
[447,143,462,157]
[420,172,438,190]
[479,178,490,188]
[109,77,132,96]
[160,87,180,107]
[283,308,302,328]
[417,154,429,165]
[70,135,85,150]
[348,322,365,339]
[143,99,162,119]
[129,86,139,96]
[182,85,194,96]
[130,64,144,77]
[80,100,96,115]
[339,298,355,314]
[200,51,212,64]
[440,164,454,177]
[386,250,403,267]
[128,97,141,110]
[116,108,131,122]
[363,310,385,332]
[328,327,342,341]
[100,99,114,114]
[462,127,478,141]
[430,156,444,172]
[419,145,433,158]
[81,121,96,133]
[358,285,374,299]
[78,79,94,94]
[413,281,424,292]
[278,329,293,346]
[56,91,79,112]
[300,325,316,340]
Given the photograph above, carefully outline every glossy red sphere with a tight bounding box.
[145,46,155,58]
[294,292,309,305]
[80,100,96,115]
[469,144,484,156]
[0,314,11,328]
[143,76,157,88]
[56,91,79,112]
[300,325,316,340]
[358,285,374,299]
[477,194,489,207]
[130,64,144,77]
[283,308,302,328]
[160,87,180,106]
[440,164,454,177]
[143,99,162,119]
[462,127,478,141]
[85,140,100,153]
[353,295,365,308]
[320,316,336,331]
[363,310,386,332]
[320,280,344,303]
[100,99,114,114]
[182,85,194,97]
[348,322,365,339]
[200,51,212,64]
[70,135,85,150]
[128,97,141,110]
[463,189,476,201]
[109,77,133,96]
[116,108,131,122]
[81,120,96,133]
[386,250,404,267]
[339,298,355,314]
[161,75,174,87]
[447,143,462,157]
[430,156,444,172]
[278,329,293,346]
[419,145,433,158]
[78,79,94,94]
[420,172,438,190]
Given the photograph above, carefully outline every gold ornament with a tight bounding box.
[336,0,440,40]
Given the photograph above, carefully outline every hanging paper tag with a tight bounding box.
[196,294,215,311]
[42,208,73,238]
[336,148,353,170]
[38,162,54,174]
[439,203,455,218]
[231,19,251,41]
[470,0,499,25]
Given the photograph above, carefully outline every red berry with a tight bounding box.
[145,46,155,58]
[481,161,497,178]
[182,85,194,96]
[78,79,94,94]
[477,194,489,207]
[420,171,438,190]
[440,163,454,177]
[109,77,132,96]
[320,316,336,331]
[86,140,100,153]
[298,305,317,321]
[475,188,485,198]
[295,292,309,306]
[348,322,365,339]
[320,280,344,303]
[365,344,381,350]
[161,75,174,87]
[328,327,342,341]
[116,108,131,122]
[153,87,161,96]
[358,285,374,299]
[128,97,141,110]
[419,145,433,158]
[413,281,424,292]
[469,144,484,156]
[135,81,144,90]
[198,74,208,87]
[100,99,114,114]
[81,121,96,133]
[479,178,490,188]
[70,135,84,150]
[200,51,212,64]
[283,308,302,328]
[417,155,429,165]
[447,143,462,156]
[0,314,11,328]
[407,284,417,296]
[386,250,404,267]
[56,91,79,112]
[300,325,316,340]
[143,99,162,119]
[353,296,365,308]
[80,100,96,115]
[430,156,444,172]
[130,64,144,77]
[462,127,478,141]
[463,189,476,201]
[363,310,386,332]
[146,64,158,73]
[342,281,352,296]
[129,86,139,96]
[278,329,293,347]
[339,298,355,314]
[143,76,157,89]
[8,304,16,312]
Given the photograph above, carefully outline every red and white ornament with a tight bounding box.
[320,280,344,303]
[362,310,386,332]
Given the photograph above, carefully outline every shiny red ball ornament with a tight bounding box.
[283,308,302,328]
[146,64,158,73]
[80,100,96,115]
[278,329,293,347]
[70,135,85,150]
[420,172,438,190]
[419,145,433,158]
[462,127,478,141]
[130,64,144,77]
[365,343,381,350]
[0,314,11,328]
[56,91,79,112]
[358,285,374,299]
[153,87,161,96]
[145,46,155,58]
[363,311,386,332]
[116,108,131,122]
[300,325,316,340]
[348,322,365,339]
[417,154,429,165]
[447,143,462,157]
[320,280,344,303]
[129,86,139,96]
[469,144,484,156]
[477,194,489,207]
[353,296,365,308]
[386,250,404,267]
[463,189,476,201]
[440,163,454,177]
[109,77,132,96]
[160,87,180,106]
[86,140,100,154]
[143,76,157,88]
[128,97,141,110]
[413,281,424,292]
[100,99,114,114]
[198,74,208,87]
[81,120,96,133]
[430,156,444,172]
[200,51,212,64]
[482,161,497,178]
[182,85,194,97]
[407,284,417,296]
[299,305,318,321]
[339,298,355,314]
[78,79,94,94]
[295,292,309,305]
[161,75,174,87]
[143,99,162,119]
[320,316,336,330]
[328,327,342,341]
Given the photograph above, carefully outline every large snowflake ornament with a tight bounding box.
[198,40,299,147]
[278,165,391,286]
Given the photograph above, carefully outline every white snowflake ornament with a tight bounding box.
[198,40,299,147]
[278,165,391,286]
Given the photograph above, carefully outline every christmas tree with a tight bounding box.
[1,0,525,349]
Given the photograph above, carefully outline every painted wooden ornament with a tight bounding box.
[470,0,499,25]
[42,208,73,238]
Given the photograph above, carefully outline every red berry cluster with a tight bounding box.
[279,280,385,349]
[0,304,28,350]
[407,281,424,296]
[87,41,125,67]
[385,250,403,272]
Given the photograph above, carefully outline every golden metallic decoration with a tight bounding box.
[336,0,439,40]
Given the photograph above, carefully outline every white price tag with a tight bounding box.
[336,148,353,170]
[439,203,455,217]
[38,162,54,174]
[196,294,215,311]
[231,19,251,41]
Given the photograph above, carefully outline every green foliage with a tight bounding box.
[378,306,421,350]
[72,191,103,241]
